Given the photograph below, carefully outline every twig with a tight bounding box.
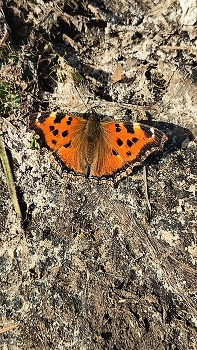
[143,166,152,220]
[0,117,22,218]
[0,324,19,334]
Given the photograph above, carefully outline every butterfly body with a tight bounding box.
[29,112,168,183]
[80,117,103,174]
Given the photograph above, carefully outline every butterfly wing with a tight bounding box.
[90,121,168,180]
[29,113,168,182]
[29,113,88,175]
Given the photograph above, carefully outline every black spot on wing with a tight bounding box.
[115,124,121,132]
[54,114,66,124]
[52,140,57,145]
[117,138,123,146]
[64,141,71,148]
[62,130,68,137]
[127,139,133,147]
[127,137,139,147]
[126,151,132,156]
[66,117,73,125]
[49,125,55,131]
[124,123,135,134]
[112,149,119,156]
[132,137,139,143]
[52,129,59,136]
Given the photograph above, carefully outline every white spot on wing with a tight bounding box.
[150,127,155,138]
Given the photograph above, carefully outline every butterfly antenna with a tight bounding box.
[73,76,96,113]
[74,85,89,110]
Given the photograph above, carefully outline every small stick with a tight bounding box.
[143,166,152,220]
[0,324,19,333]
[0,118,22,218]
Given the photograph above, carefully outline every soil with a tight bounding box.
[0,0,197,349]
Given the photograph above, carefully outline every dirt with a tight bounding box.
[0,0,197,349]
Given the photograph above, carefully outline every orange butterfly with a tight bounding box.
[29,111,168,184]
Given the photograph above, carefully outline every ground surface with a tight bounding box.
[0,0,197,349]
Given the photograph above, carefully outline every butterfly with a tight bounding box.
[29,111,168,184]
